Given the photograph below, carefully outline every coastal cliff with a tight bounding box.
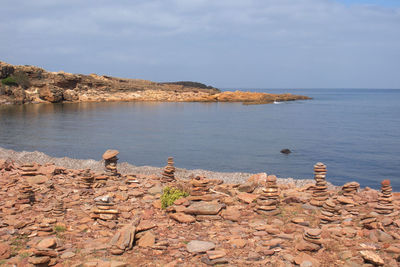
[0,61,311,105]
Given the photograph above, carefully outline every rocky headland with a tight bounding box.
[0,61,311,105]
[1,148,400,266]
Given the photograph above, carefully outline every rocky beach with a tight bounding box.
[1,148,400,266]
[0,61,311,105]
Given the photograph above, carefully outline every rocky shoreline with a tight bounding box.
[0,61,311,105]
[1,147,400,266]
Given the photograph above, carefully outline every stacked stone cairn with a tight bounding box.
[52,198,65,217]
[17,184,35,205]
[320,198,341,224]
[188,176,211,196]
[79,169,94,189]
[303,228,322,248]
[255,175,280,215]
[93,174,108,188]
[310,162,329,207]
[360,212,377,228]
[93,195,119,221]
[342,182,360,197]
[125,174,139,186]
[19,163,39,177]
[102,149,120,177]
[375,179,395,216]
[161,157,175,182]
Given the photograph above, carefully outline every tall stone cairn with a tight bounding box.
[338,182,360,216]
[255,175,280,215]
[188,176,211,196]
[310,162,329,207]
[161,157,175,182]
[92,195,119,221]
[102,149,120,177]
[375,180,395,216]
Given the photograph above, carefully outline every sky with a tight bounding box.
[1,0,399,89]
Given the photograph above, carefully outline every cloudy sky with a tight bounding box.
[1,0,399,89]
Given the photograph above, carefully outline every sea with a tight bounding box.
[0,89,399,190]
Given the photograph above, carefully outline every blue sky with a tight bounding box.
[1,0,399,89]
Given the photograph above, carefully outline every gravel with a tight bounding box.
[0,146,333,188]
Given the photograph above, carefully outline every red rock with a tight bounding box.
[0,242,11,260]
[381,180,391,186]
[137,231,155,247]
[170,212,196,223]
[237,192,258,204]
[36,238,56,249]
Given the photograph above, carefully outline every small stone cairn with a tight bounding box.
[19,163,39,177]
[320,198,341,224]
[375,180,395,216]
[17,184,35,205]
[79,169,94,189]
[255,175,280,215]
[310,162,329,207]
[102,149,120,177]
[303,228,322,248]
[161,157,175,182]
[342,182,360,197]
[125,174,139,186]
[52,199,65,217]
[189,176,211,196]
[93,195,119,221]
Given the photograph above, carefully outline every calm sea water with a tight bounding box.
[0,89,399,190]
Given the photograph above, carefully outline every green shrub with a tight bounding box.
[1,76,18,86]
[12,71,31,88]
[161,186,188,209]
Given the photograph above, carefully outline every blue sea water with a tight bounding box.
[0,89,399,190]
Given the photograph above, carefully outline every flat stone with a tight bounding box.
[359,250,384,266]
[60,251,75,259]
[37,237,56,249]
[184,202,224,215]
[26,175,48,184]
[206,249,226,260]
[187,240,216,253]
[237,192,258,204]
[170,212,196,223]
[137,231,155,247]
[102,149,119,160]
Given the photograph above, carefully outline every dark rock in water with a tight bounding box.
[280,149,291,154]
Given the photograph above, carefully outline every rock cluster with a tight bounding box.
[29,238,59,266]
[19,163,39,176]
[320,198,341,224]
[102,149,120,177]
[375,179,395,216]
[310,162,329,206]
[92,195,119,221]
[256,175,280,215]
[161,157,175,182]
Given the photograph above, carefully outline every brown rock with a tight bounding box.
[359,250,384,266]
[36,237,57,249]
[0,242,11,260]
[170,212,196,223]
[237,192,258,204]
[102,149,119,160]
[137,231,155,247]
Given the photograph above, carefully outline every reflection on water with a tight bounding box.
[1,89,400,190]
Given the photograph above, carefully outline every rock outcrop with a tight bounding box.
[0,61,311,105]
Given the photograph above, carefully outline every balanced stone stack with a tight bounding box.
[17,184,35,205]
[303,228,322,247]
[310,162,329,207]
[93,174,108,188]
[125,174,139,186]
[19,163,39,177]
[360,213,377,228]
[256,175,280,215]
[375,180,395,216]
[188,176,211,196]
[79,169,94,189]
[320,198,341,224]
[93,195,119,221]
[161,157,175,182]
[52,199,65,217]
[342,182,360,197]
[102,149,120,177]
[337,195,359,216]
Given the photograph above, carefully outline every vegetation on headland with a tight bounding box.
[0,60,311,105]
[161,186,189,209]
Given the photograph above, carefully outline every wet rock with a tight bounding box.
[280,149,291,154]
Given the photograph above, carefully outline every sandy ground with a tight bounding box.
[0,146,331,188]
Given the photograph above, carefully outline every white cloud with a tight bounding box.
[0,0,399,88]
